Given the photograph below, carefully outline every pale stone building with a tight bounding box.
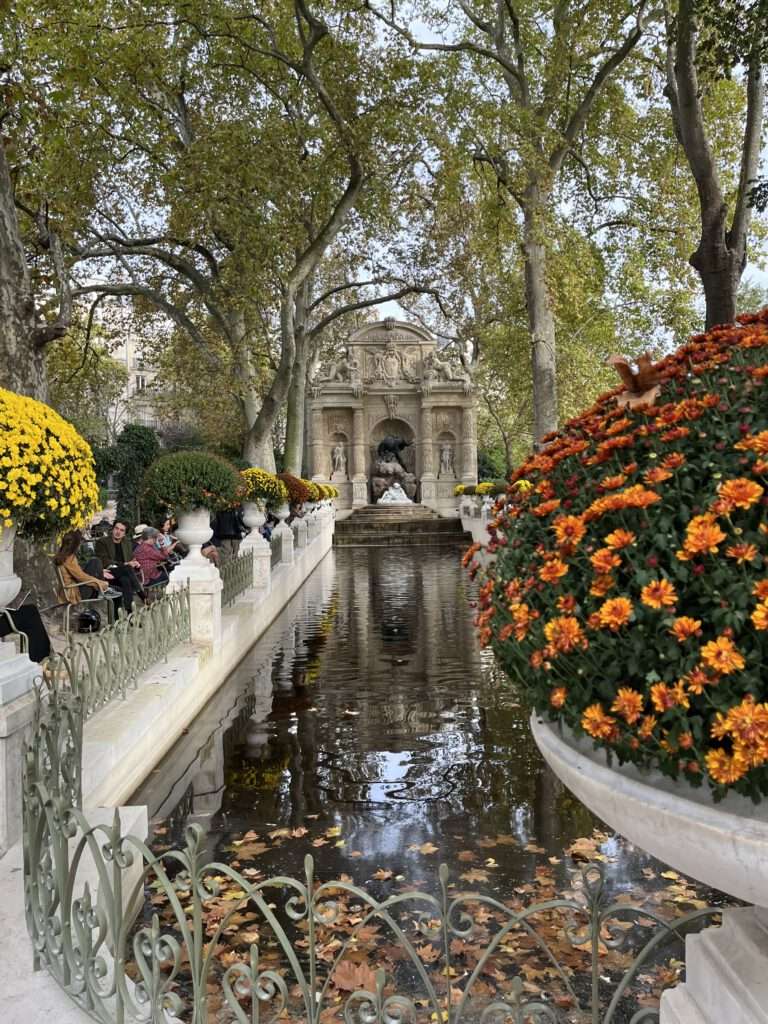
[308,319,477,513]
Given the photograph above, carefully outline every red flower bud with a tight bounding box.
[693,563,705,575]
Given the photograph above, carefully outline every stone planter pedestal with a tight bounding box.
[168,508,223,647]
[0,525,42,853]
[239,502,271,593]
[531,714,768,1023]
[272,504,294,564]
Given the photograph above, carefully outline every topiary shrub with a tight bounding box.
[141,451,243,518]
[114,424,160,525]
[474,312,768,801]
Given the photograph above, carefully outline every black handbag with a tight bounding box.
[77,609,101,633]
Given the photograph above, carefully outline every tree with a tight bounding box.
[11,0,431,470]
[46,330,129,444]
[665,0,766,327]
[368,0,649,443]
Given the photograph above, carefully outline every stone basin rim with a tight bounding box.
[531,713,768,907]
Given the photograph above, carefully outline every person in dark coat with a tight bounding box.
[93,521,144,611]
[212,507,245,564]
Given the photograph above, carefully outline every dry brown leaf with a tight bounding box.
[372,868,393,880]
[332,959,377,992]
[460,868,490,884]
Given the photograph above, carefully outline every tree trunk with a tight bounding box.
[283,281,312,475]
[0,140,46,399]
[522,188,558,445]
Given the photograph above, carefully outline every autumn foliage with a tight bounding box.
[473,310,768,800]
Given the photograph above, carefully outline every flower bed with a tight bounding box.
[474,312,768,801]
[277,472,311,506]
[0,388,100,537]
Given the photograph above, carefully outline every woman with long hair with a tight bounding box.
[54,530,114,603]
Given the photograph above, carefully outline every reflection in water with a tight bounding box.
[135,547,682,894]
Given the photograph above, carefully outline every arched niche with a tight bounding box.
[369,417,416,474]
[436,430,458,479]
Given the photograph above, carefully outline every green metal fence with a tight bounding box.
[46,585,191,719]
[221,549,255,607]
[22,685,719,1024]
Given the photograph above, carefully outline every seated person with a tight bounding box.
[133,527,176,583]
[54,530,115,603]
[94,520,144,611]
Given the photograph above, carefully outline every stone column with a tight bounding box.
[310,405,325,481]
[460,404,478,485]
[420,401,437,508]
[293,517,308,550]
[273,506,294,565]
[351,407,368,507]
[0,685,37,855]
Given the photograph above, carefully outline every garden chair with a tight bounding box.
[52,561,117,635]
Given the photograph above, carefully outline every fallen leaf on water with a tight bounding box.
[343,709,360,716]
[372,868,393,880]
[457,850,476,862]
[660,870,680,880]
[326,826,342,838]
[332,959,376,992]
[268,828,292,840]
[312,838,329,847]
[460,868,490,883]
[291,827,308,838]
[524,843,546,854]
[408,842,439,855]
[350,850,363,858]
[416,944,440,964]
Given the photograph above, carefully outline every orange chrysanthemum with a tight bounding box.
[717,477,764,510]
[754,580,768,600]
[700,635,745,675]
[590,574,615,597]
[543,615,586,653]
[682,514,726,556]
[599,474,627,490]
[638,714,657,740]
[643,466,673,485]
[611,687,644,725]
[725,542,758,563]
[550,686,567,709]
[581,703,617,740]
[552,514,586,546]
[706,748,747,785]
[590,547,621,574]
[597,597,633,631]
[539,559,569,584]
[661,452,686,469]
[640,578,678,609]
[556,594,577,613]
[604,528,636,550]
[735,429,768,455]
[669,616,701,642]
[532,499,561,518]
[751,600,768,631]
[650,683,677,713]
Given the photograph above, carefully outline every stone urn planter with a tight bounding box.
[174,507,214,566]
[531,715,768,1023]
[531,714,768,905]
[0,525,21,611]
[241,501,266,540]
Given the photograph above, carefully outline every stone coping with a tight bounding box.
[531,714,768,906]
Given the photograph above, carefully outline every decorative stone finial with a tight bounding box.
[383,317,396,331]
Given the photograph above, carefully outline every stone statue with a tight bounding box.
[376,435,412,471]
[378,482,413,504]
[438,442,455,478]
[422,349,472,392]
[322,348,360,384]
[331,443,347,478]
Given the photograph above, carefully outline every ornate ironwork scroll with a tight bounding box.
[46,585,191,719]
[22,687,721,1024]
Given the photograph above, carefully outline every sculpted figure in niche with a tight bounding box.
[438,442,455,478]
[331,443,347,478]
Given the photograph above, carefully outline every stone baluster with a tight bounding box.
[293,517,308,550]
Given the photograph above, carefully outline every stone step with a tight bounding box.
[334,531,471,547]
[677,908,768,1024]
[335,519,461,533]
[660,986,708,1024]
